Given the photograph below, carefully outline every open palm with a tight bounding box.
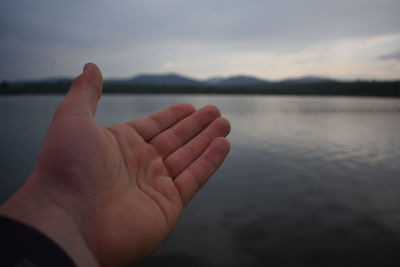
[32,64,230,266]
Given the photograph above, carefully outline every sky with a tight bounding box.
[1,0,400,81]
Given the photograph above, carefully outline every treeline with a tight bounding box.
[1,80,399,97]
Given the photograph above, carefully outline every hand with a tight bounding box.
[0,63,230,266]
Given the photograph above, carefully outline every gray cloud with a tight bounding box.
[1,0,400,80]
[2,0,400,46]
[378,51,400,61]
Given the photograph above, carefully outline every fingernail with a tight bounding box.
[83,63,90,72]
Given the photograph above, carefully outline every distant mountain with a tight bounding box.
[280,76,336,84]
[107,74,270,87]
[3,73,399,97]
[204,77,226,85]
[128,74,203,86]
[205,75,268,86]
[15,73,343,87]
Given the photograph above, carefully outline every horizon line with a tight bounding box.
[3,72,400,84]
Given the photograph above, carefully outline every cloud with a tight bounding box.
[2,0,400,48]
[378,51,400,61]
[1,0,400,80]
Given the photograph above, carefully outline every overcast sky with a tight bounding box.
[1,0,400,81]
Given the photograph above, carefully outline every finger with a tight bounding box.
[126,103,195,141]
[164,117,230,177]
[149,105,221,158]
[174,137,230,207]
[58,63,103,116]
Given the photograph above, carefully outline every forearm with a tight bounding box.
[0,177,99,267]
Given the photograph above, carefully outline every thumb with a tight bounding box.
[61,63,103,116]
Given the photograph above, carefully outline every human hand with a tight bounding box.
[0,63,230,266]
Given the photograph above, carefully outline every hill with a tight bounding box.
[127,74,203,86]
[280,76,336,84]
[205,75,269,86]
[1,74,399,97]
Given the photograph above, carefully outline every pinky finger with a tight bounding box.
[174,137,230,208]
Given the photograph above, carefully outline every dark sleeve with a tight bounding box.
[0,215,77,267]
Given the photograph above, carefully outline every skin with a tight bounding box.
[0,63,231,267]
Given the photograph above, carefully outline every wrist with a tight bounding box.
[0,176,99,267]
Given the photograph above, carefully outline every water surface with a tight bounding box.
[1,95,400,266]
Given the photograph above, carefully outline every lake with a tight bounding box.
[1,95,400,266]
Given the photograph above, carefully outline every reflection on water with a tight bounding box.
[1,95,400,266]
